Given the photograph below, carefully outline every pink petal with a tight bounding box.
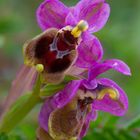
[73,0,110,32]
[2,65,37,115]
[76,33,103,68]
[89,59,131,80]
[79,109,97,139]
[65,12,77,26]
[103,59,131,75]
[36,0,69,30]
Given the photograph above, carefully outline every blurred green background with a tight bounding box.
[0,0,140,139]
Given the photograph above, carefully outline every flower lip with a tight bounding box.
[23,27,82,83]
[78,97,93,108]
[47,89,94,139]
[77,89,95,111]
[57,26,80,51]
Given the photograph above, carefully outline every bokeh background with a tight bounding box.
[0,0,140,139]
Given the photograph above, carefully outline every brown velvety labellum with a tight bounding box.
[24,27,79,83]
[34,28,79,73]
[37,127,54,140]
[48,92,93,140]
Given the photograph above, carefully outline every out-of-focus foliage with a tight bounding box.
[0,0,140,139]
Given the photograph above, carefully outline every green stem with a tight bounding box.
[0,74,42,133]
[40,83,65,97]
[0,75,76,133]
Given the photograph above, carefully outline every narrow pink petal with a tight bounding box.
[2,65,37,115]
[73,0,110,32]
[79,115,90,139]
[75,33,103,68]
[89,59,131,80]
[36,0,69,30]
[103,59,131,75]
[79,109,97,139]
[65,12,77,26]
[93,78,128,116]
[82,79,97,90]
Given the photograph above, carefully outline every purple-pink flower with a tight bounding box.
[18,0,111,86]
[4,0,110,112]
[37,0,110,33]
[2,1,131,140]
[38,59,131,140]
[22,0,111,84]
[37,0,110,68]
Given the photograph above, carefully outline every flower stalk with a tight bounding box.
[0,73,42,133]
[0,74,77,133]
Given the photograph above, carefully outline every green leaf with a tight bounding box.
[8,135,23,140]
[83,129,108,140]
[123,114,140,130]
[18,123,36,140]
[40,83,65,97]
[119,130,136,140]
[40,75,79,97]
[63,75,79,82]
[0,133,9,140]
[104,116,120,128]
[0,17,23,33]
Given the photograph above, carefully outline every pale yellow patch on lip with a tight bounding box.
[96,87,125,109]
[77,89,96,101]
[97,88,120,100]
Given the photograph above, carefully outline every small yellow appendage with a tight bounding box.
[97,88,120,100]
[71,20,89,38]
[36,64,44,73]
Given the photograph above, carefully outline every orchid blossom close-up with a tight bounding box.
[38,59,131,140]
[2,0,110,112]
[24,0,111,83]
[36,0,110,68]
[1,0,138,140]
[3,0,109,111]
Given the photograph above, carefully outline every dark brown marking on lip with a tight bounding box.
[78,97,93,107]
[34,28,79,73]
[35,36,54,59]
[48,55,71,73]
[24,27,80,83]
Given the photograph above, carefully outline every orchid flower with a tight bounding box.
[24,0,111,83]
[37,0,110,68]
[4,0,110,112]
[0,1,132,139]
[38,59,131,140]
[16,0,110,102]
